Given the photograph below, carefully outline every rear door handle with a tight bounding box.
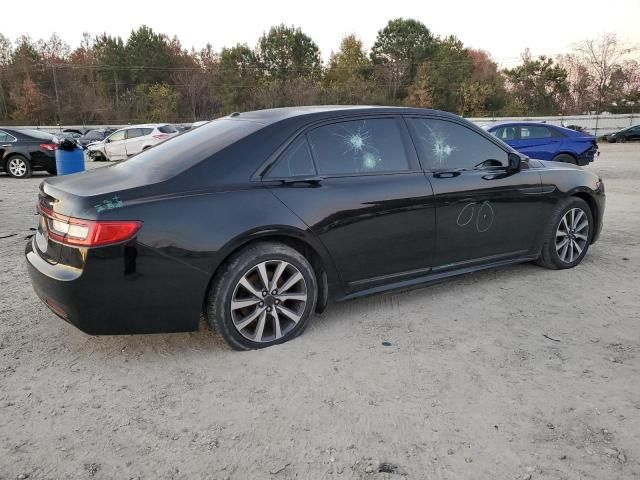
[1,144,10,147]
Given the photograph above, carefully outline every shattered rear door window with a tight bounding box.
[307,119,409,175]
[407,118,508,171]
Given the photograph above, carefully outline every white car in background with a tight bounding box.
[87,124,179,161]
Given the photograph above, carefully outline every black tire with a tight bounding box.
[615,137,626,143]
[553,153,577,164]
[5,155,32,178]
[206,242,318,350]
[536,197,593,270]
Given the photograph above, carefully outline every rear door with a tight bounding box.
[512,125,559,160]
[263,117,436,288]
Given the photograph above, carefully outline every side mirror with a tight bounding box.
[507,153,521,172]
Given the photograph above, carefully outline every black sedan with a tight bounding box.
[0,128,57,178]
[605,124,640,143]
[25,107,605,349]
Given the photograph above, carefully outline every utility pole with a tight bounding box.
[51,63,61,122]
[114,72,119,114]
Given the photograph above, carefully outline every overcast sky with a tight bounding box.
[5,0,639,66]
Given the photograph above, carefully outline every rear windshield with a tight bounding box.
[158,125,178,134]
[17,129,55,141]
[112,118,263,181]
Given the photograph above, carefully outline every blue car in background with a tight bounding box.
[486,122,598,166]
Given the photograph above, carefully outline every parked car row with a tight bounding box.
[0,121,202,177]
[2,117,638,179]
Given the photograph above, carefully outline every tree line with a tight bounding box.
[0,20,638,125]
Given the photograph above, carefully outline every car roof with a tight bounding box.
[1,128,55,139]
[231,106,461,125]
[122,124,166,128]
[487,121,556,129]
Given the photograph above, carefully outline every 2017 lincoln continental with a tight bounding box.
[26,107,605,349]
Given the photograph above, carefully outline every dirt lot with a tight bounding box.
[0,144,639,480]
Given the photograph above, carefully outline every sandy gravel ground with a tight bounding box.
[0,144,639,480]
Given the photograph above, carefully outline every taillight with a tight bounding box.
[38,205,141,247]
[40,143,57,152]
[152,134,169,140]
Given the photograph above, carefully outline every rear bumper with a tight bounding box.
[577,145,599,166]
[25,238,209,335]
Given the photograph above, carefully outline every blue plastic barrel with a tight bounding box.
[55,147,85,175]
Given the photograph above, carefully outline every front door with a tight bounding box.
[124,128,144,157]
[104,130,127,160]
[406,117,543,269]
[264,117,436,287]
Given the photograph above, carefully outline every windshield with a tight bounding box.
[112,118,263,182]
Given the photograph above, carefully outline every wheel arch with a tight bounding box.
[202,228,336,316]
[553,151,577,162]
[571,191,599,244]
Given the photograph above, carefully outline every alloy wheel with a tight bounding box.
[555,207,589,263]
[230,260,308,343]
[8,157,28,177]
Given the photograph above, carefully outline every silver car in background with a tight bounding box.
[87,124,179,161]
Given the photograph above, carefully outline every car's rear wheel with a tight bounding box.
[6,155,32,178]
[536,197,593,269]
[206,242,318,350]
[553,153,577,164]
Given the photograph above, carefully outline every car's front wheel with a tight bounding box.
[206,242,318,350]
[536,197,593,269]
